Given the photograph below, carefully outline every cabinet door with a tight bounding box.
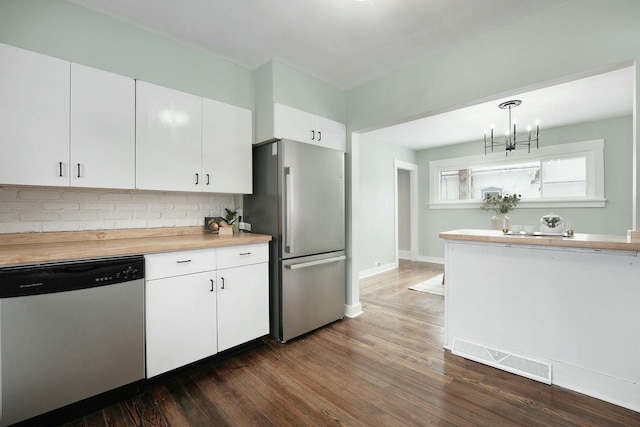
[0,43,70,186]
[145,271,217,377]
[314,115,346,152]
[273,103,315,143]
[202,98,253,193]
[70,63,135,189]
[136,81,202,192]
[217,263,269,352]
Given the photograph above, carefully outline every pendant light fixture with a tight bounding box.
[484,100,539,155]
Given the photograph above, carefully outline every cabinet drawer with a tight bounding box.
[217,243,268,269]
[145,248,216,280]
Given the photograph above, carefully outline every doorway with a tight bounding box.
[394,160,418,264]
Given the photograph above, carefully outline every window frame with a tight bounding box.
[428,139,605,209]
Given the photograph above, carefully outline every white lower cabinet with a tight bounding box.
[145,270,217,378]
[217,262,269,352]
[145,248,217,378]
[144,243,269,377]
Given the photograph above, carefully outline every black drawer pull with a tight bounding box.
[176,259,192,264]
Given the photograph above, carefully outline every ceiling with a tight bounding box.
[68,0,633,151]
[69,0,563,90]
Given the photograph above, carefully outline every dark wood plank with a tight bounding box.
[58,260,640,427]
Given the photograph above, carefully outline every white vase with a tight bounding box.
[491,213,510,230]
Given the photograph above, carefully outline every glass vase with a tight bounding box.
[491,213,510,230]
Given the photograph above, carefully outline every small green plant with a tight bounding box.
[224,208,238,223]
[480,193,521,215]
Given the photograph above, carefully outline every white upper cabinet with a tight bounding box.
[0,43,70,186]
[137,81,253,193]
[70,63,135,189]
[273,103,346,152]
[136,80,203,192]
[202,98,252,194]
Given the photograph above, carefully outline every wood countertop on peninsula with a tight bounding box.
[0,227,272,266]
[439,229,640,252]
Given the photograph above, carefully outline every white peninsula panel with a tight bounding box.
[442,231,640,413]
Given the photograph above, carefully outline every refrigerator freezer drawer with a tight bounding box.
[281,251,345,342]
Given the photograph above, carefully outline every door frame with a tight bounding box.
[394,159,418,264]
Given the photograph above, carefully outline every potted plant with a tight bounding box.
[480,193,521,230]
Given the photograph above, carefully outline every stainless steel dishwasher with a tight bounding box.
[0,255,145,426]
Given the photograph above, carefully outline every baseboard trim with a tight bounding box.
[418,256,444,264]
[359,262,397,279]
[344,303,363,318]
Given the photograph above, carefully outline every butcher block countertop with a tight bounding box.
[0,227,272,266]
[440,229,640,252]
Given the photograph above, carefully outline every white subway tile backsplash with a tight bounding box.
[0,189,18,200]
[60,212,99,221]
[100,211,134,220]
[78,202,116,211]
[19,212,60,221]
[160,195,188,203]
[18,190,61,200]
[115,220,147,229]
[62,191,98,201]
[0,212,17,221]
[0,202,41,211]
[116,202,148,211]
[132,211,162,220]
[99,192,133,201]
[0,186,238,233]
[42,202,80,211]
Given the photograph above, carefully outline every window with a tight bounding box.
[429,139,604,209]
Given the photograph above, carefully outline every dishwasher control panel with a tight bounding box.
[0,256,144,298]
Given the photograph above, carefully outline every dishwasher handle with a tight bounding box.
[285,255,346,270]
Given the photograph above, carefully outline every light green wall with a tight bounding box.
[359,137,417,270]
[0,0,253,109]
[271,61,346,123]
[253,60,347,142]
[418,116,633,258]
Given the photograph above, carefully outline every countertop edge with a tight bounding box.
[0,228,272,266]
[439,229,640,252]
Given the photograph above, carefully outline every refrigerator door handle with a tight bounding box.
[284,166,294,254]
[285,255,346,270]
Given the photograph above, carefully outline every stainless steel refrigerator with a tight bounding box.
[244,138,345,342]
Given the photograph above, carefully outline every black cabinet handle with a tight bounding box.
[311,130,315,140]
[210,279,214,292]
[176,259,192,264]
[77,163,81,178]
[318,131,322,141]
[59,162,63,177]
[221,277,225,290]
[206,173,210,185]
[195,173,199,185]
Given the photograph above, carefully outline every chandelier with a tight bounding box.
[484,99,539,155]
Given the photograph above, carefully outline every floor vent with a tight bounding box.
[452,338,552,384]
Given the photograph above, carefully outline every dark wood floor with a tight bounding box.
[59,260,639,426]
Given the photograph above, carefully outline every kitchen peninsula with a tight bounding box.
[440,229,640,413]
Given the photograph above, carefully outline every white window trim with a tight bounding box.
[429,139,605,209]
